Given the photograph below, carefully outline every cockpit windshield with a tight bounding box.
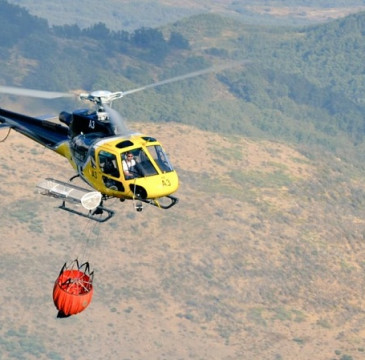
[147,145,174,173]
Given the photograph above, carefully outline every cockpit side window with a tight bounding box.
[147,145,173,173]
[98,151,120,178]
[121,148,158,179]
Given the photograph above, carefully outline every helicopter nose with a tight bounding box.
[149,172,179,199]
[128,171,178,200]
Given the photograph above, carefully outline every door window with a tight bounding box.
[99,151,120,177]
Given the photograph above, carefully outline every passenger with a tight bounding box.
[103,158,118,176]
[122,152,136,179]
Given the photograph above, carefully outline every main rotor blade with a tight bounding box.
[0,85,73,99]
[122,60,250,97]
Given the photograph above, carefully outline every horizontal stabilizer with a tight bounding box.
[37,178,102,210]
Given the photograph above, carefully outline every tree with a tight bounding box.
[52,24,82,39]
[131,27,169,64]
[82,22,110,40]
[168,32,190,50]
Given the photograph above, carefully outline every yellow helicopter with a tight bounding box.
[0,62,246,221]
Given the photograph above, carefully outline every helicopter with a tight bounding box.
[0,62,247,221]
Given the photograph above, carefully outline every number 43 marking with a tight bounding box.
[162,179,171,186]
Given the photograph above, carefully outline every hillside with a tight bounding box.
[1,1,365,166]
[1,4,365,359]
[0,119,365,359]
[7,0,365,30]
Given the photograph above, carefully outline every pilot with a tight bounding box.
[122,152,136,179]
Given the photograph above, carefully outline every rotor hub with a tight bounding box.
[79,90,124,108]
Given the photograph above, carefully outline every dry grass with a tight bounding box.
[246,6,365,22]
[0,119,365,359]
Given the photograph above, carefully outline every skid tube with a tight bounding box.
[59,200,115,222]
[141,195,179,210]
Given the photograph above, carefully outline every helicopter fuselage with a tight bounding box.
[69,132,179,201]
[0,63,248,213]
[0,107,179,206]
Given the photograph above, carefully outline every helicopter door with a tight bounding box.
[98,150,124,191]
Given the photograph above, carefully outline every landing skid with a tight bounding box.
[59,200,115,222]
[37,178,178,218]
[139,195,179,210]
[37,178,114,222]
